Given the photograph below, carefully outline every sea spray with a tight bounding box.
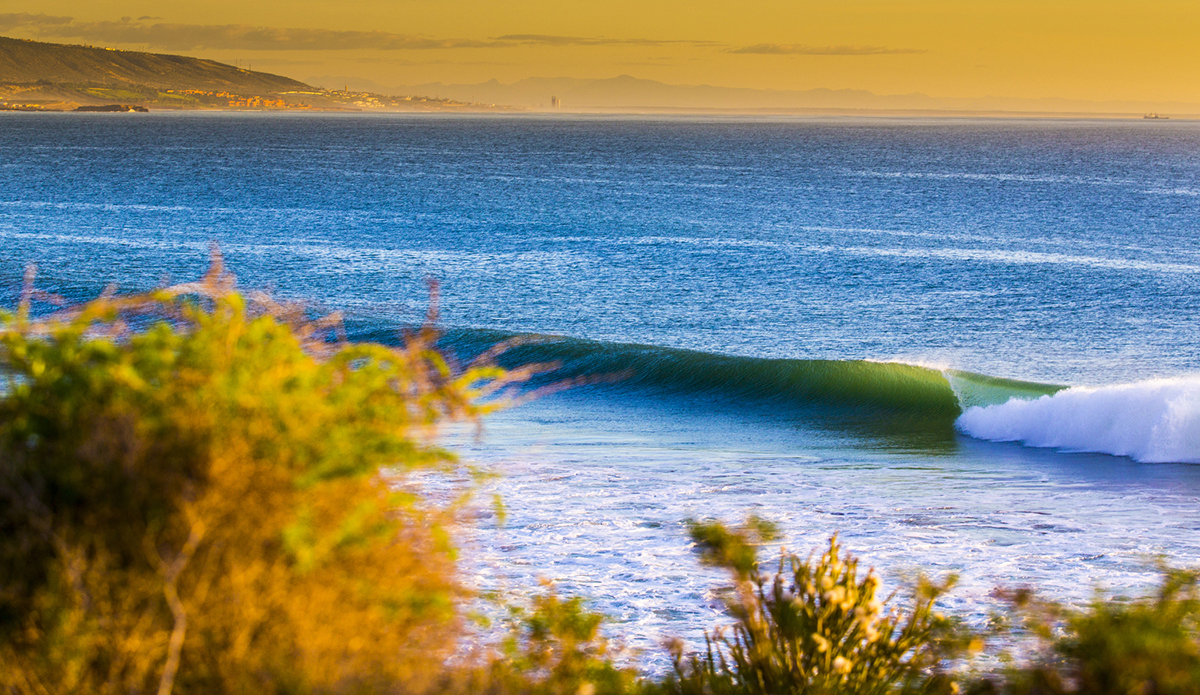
[956,376,1200,463]
[943,369,1063,409]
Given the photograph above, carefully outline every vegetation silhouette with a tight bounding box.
[0,254,532,693]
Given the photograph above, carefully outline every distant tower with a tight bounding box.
[550,96,560,109]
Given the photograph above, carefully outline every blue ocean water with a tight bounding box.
[3,112,1200,666]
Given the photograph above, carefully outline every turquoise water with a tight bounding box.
[3,112,1200,666]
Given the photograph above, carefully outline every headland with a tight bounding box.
[0,35,511,112]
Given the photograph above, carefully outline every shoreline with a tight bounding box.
[2,104,1197,120]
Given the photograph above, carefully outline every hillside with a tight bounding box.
[0,35,309,93]
[0,36,505,112]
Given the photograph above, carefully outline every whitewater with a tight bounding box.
[958,375,1200,463]
[3,113,1199,668]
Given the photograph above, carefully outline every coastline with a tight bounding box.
[4,100,1195,120]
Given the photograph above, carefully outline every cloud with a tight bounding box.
[349,58,517,66]
[0,12,73,31]
[0,14,510,50]
[231,58,323,66]
[0,14,718,52]
[494,34,718,47]
[730,43,923,55]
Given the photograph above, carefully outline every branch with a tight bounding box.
[147,504,207,695]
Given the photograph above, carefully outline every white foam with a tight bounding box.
[957,376,1200,463]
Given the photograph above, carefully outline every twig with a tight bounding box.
[148,504,207,695]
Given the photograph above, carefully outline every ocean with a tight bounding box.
[2,112,1199,667]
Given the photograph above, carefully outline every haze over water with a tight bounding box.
[3,112,1199,667]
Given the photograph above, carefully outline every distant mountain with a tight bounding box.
[397,75,941,110]
[0,35,310,93]
[396,74,1200,115]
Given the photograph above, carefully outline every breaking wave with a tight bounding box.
[956,377,1200,463]
[352,324,1196,463]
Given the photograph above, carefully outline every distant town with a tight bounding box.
[0,83,514,113]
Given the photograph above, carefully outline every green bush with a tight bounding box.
[449,584,642,695]
[0,258,516,694]
[975,569,1200,695]
[664,520,969,695]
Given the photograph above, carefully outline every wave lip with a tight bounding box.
[956,376,1200,463]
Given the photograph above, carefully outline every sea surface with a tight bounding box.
[2,112,1199,668]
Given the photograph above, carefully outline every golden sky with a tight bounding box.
[4,0,1199,103]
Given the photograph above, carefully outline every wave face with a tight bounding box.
[957,377,1200,463]
[438,329,963,416]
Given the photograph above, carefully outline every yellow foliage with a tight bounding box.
[447,584,642,695]
[668,522,965,695]
[0,255,518,694]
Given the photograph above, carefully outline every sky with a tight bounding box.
[3,0,1199,103]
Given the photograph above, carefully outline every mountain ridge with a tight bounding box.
[389,74,1200,115]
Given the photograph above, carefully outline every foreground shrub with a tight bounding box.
[976,568,1200,695]
[449,585,642,695]
[0,258,518,694]
[664,520,968,695]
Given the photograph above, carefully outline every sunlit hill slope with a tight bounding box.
[0,35,497,112]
